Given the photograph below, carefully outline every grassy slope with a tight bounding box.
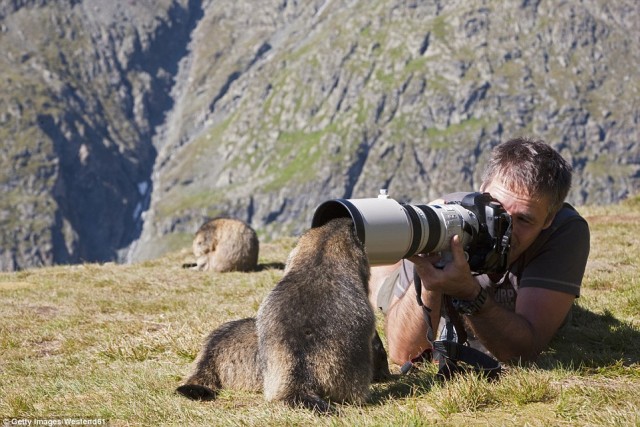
[0,198,638,426]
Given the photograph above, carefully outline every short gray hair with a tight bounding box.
[480,137,572,214]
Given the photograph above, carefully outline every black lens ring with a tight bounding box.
[415,205,441,253]
[400,203,423,258]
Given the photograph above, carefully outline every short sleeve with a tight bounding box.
[519,216,590,296]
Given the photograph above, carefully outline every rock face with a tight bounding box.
[0,0,201,269]
[1,0,639,270]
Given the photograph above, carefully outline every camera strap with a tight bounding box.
[405,269,501,380]
[432,338,502,381]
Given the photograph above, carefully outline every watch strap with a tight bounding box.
[452,286,488,315]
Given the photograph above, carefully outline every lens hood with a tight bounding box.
[312,197,421,265]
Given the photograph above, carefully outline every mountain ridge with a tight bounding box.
[1,0,638,270]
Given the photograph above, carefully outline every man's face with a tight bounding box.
[483,178,554,264]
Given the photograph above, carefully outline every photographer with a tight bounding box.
[370,137,590,365]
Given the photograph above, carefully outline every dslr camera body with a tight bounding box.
[311,190,512,274]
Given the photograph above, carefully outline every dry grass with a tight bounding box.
[1,198,639,426]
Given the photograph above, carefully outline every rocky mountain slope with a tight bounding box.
[1,0,639,270]
[0,0,200,269]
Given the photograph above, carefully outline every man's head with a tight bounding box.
[480,138,573,263]
[480,137,572,215]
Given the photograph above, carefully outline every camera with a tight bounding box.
[311,190,512,274]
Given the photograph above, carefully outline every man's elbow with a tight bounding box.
[493,343,542,364]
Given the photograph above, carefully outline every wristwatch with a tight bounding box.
[452,286,488,315]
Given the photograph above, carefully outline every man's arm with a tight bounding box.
[384,283,442,365]
[464,287,575,361]
[410,235,575,362]
[368,262,443,365]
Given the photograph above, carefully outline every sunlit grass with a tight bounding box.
[0,200,638,425]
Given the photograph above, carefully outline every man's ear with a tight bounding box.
[542,212,556,230]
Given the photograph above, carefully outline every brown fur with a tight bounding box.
[176,318,262,400]
[177,218,391,411]
[192,218,259,272]
[256,217,382,413]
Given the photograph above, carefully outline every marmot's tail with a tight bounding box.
[176,384,217,401]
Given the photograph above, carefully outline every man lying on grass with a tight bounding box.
[370,137,590,366]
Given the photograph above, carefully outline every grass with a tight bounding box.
[1,199,639,426]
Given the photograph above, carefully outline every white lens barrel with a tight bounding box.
[427,204,479,251]
[312,198,416,265]
[311,197,480,265]
[312,193,504,273]
[354,198,415,264]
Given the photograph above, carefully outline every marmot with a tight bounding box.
[256,217,380,413]
[176,319,390,405]
[176,218,390,412]
[192,218,259,272]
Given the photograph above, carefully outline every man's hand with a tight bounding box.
[409,236,576,362]
[408,234,479,301]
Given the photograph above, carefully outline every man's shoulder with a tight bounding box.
[547,203,589,234]
[520,202,590,266]
[516,203,590,295]
[554,202,585,221]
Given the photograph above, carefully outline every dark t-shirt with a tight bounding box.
[479,202,590,310]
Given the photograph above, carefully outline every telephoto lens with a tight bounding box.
[311,190,511,273]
